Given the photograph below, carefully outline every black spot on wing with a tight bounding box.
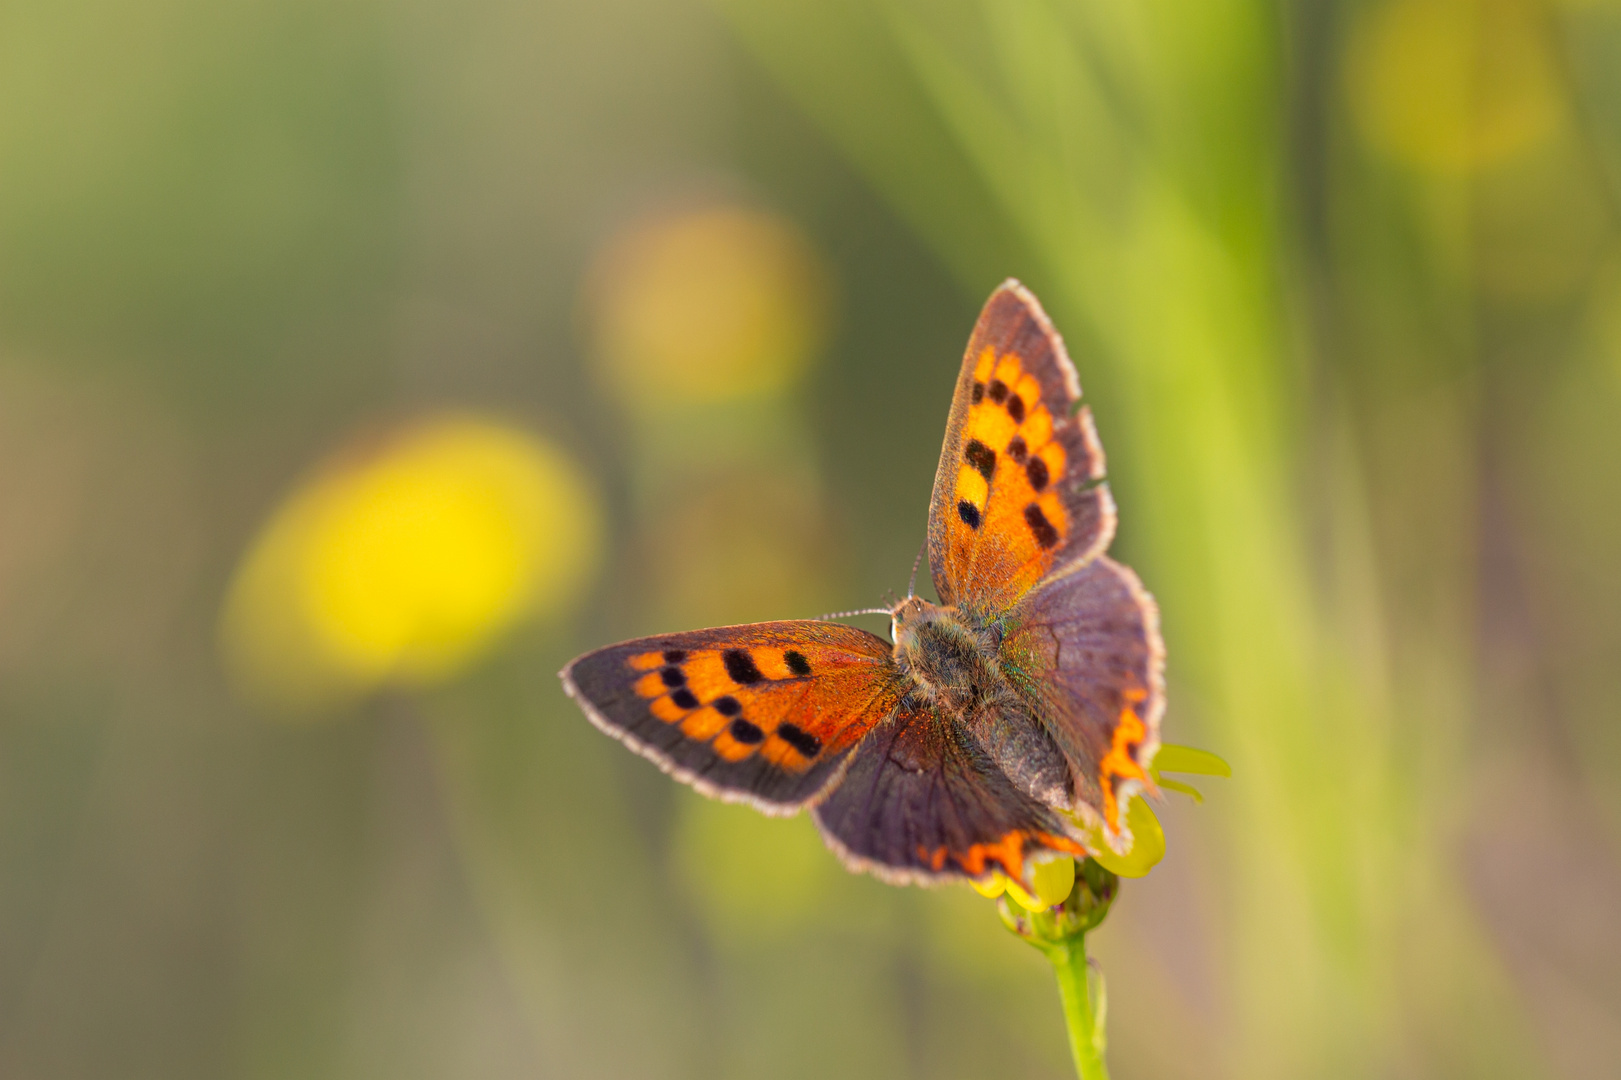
[784,650,811,676]
[964,439,996,480]
[958,501,982,529]
[777,722,823,758]
[1006,436,1027,463]
[972,381,985,403]
[730,718,765,744]
[1024,504,1059,549]
[1026,457,1050,492]
[713,695,742,717]
[670,688,699,710]
[987,380,1008,403]
[1006,394,1025,423]
[662,649,687,664]
[660,666,686,687]
[724,649,764,684]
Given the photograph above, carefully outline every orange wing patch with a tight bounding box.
[928,283,1114,614]
[627,642,868,773]
[1098,687,1152,831]
[917,828,1088,881]
[940,343,1100,611]
[946,347,1076,599]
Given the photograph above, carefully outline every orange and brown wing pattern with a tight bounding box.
[927,280,1116,615]
[812,700,1087,887]
[561,622,904,813]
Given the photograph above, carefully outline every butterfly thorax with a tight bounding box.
[891,596,1075,809]
[889,597,1004,717]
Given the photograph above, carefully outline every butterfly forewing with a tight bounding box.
[1001,556,1165,848]
[562,622,904,813]
[812,702,1087,884]
[927,281,1116,614]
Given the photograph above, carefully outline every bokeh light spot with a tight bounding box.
[585,205,832,410]
[221,415,602,714]
[1345,0,1564,172]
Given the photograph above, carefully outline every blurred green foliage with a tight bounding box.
[2,0,1620,1078]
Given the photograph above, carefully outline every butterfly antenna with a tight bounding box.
[907,540,927,598]
[814,606,895,622]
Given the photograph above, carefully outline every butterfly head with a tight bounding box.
[887,594,935,647]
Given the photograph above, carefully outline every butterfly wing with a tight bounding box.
[1000,556,1165,849]
[812,699,1087,886]
[928,280,1116,614]
[562,622,905,813]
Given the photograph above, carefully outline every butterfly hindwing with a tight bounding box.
[1001,556,1165,848]
[812,700,1087,885]
[561,622,904,813]
[927,281,1116,614]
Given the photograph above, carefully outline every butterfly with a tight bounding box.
[561,280,1163,888]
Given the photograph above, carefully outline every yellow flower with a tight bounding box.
[998,856,1079,912]
[221,415,602,714]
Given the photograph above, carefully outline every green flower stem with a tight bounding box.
[1046,937,1108,1080]
[998,859,1118,1080]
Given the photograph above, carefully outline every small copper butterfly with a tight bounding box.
[562,281,1164,887]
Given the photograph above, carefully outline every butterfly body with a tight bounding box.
[563,280,1164,888]
[889,596,1074,808]
[889,596,999,716]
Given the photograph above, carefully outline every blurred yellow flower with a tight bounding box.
[1345,0,1563,172]
[585,205,832,410]
[221,415,602,714]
